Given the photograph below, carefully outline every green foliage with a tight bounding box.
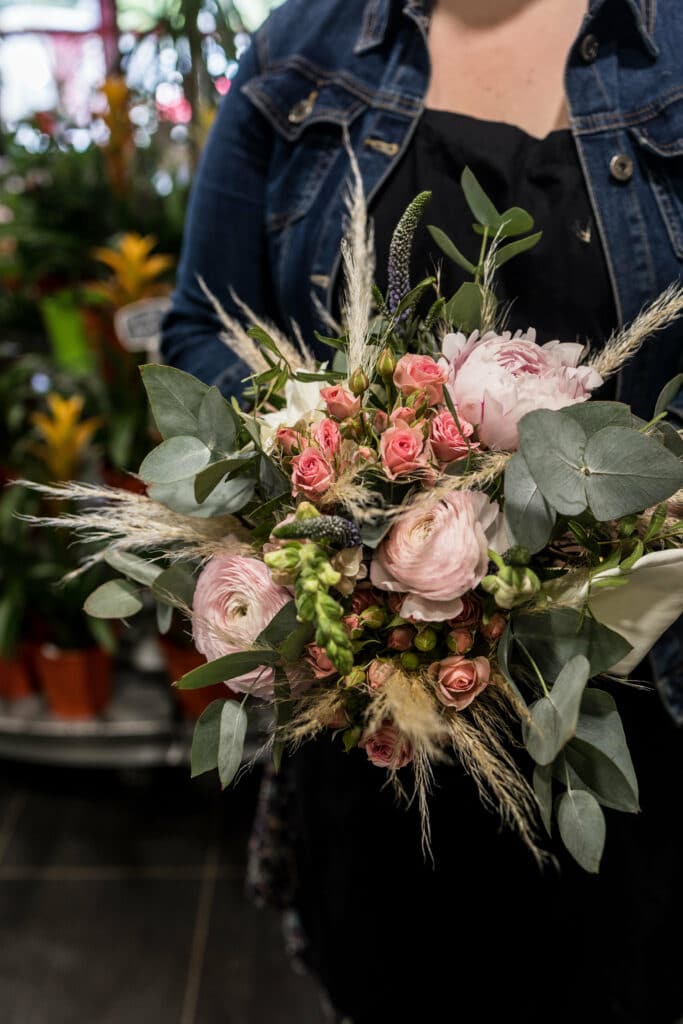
[84,578,144,619]
[508,608,632,684]
[556,789,606,874]
[525,656,591,765]
[190,698,248,789]
[139,435,212,483]
[504,452,556,554]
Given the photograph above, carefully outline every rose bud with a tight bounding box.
[344,667,367,688]
[349,367,370,396]
[447,628,475,654]
[320,385,361,420]
[449,593,482,629]
[343,614,363,639]
[387,625,415,651]
[480,612,507,642]
[275,427,305,455]
[367,659,395,691]
[414,627,438,653]
[377,347,397,382]
[359,605,386,630]
[341,417,363,442]
[373,410,389,433]
[400,651,421,672]
[350,588,376,615]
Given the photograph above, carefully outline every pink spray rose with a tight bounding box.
[320,385,361,420]
[429,409,478,463]
[447,628,475,655]
[371,491,507,621]
[291,447,334,499]
[361,721,413,768]
[441,329,603,450]
[192,555,290,699]
[390,406,417,426]
[305,643,337,679]
[313,417,341,457]
[367,659,396,691]
[380,424,429,479]
[275,427,305,455]
[373,410,389,433]
[430,655,491,710]
[393,354,448,406]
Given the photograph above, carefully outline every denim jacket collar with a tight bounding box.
[355,0,658,57]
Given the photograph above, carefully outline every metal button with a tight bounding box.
[580,33,599,63]
[288,90,318,125]
[609,153,634,182]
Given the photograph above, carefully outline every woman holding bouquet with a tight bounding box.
[163,0,683,1020]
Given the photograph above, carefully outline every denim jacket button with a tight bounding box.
[580,33,599,63]
[288,90,319,124]
[609,153,634,183]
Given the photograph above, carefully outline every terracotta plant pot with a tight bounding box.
[0,653,34,701]
[34,645,112,720]
[160,639,229,720]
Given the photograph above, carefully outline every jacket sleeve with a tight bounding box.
[160,40,276,395]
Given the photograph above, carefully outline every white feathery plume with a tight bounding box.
[230,292,317,372]
[339,137,377,381]
[197,276,269,374]
[589,283,683,380]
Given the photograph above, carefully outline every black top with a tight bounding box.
[372,108,617,350]
[289,112,680,1024]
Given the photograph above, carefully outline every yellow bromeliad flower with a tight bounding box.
[90,233,174,308]
[30,394,102,480]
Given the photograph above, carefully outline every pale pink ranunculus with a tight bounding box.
[371,491,507,622]
[367,659,396,690]
[313,418,341,457]
[360,721,413,768]
[305,643,337,679]
[441,329,603,451]
[192,555,290,699]
[380,424,429,480]
[291,447,334,499]
[429,409,478,463]
[275,427,305,455]
[393,354,448,406]
[320,385,361,420]
[430,655,491,710]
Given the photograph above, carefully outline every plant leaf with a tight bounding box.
[504,451,556,554]
[493,231,543,268]
[510,608,632,683]
[140,364,209,440]
[654,372,683,418]
[197,386,238,452]
[217,700,248,789]
[194,455,257,503]
[151,563,196,609]
[191,699,226,778]
[426,225,476,274]
[84,579,143,619]
[156,601,173,634]
[533,763,553,835]
[461,166,500,227]
[175,649,279,690]
[556,789,606,873]
[562,401,632,435]
[526,655,590,765]
[582,426,683,521]
[148,474,255,518]
[563,688,639,812]
[104,550,163,587]
[518,410,588,516]
[446,281,483,334]
[139,436,211,484]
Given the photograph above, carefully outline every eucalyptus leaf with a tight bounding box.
[258,601,301,647]
[191,699,226,778]
[360,514,394,549]
[152,563,196,609]
[526,655,590,765]
[194,455,257,504]
[148,474,255,518]
[556,789,606,873]
[654,372,683,418]
[582,426,683,521]
[495,625,527,706]
[218,700,248,789]
[139,436,211,484]
[563,688,639,812]
[493,231,543,268]
[654,421,683,457]
[104,550,163,587]
[197,386,238,452]
[446,282,483,334]
[504,451,556,554]
[561,401,632,435]
[175,649,279,690]
[84,579,143,619]
[140,364,209,440]
[259,454,290,500]
[426,225,476,274]
[518,410,588,516]
[461,166,500,227]
[510,608,632,683]
[533,763,553,835]
[156,601,173,634]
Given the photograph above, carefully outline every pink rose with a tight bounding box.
[305,643,337,679]
[430,655,491,710]
[313,417,341,457]
[291,447,334,499]
[429,409,478,463]
[393,354,448,406]
[441,329,603,451]
[386,625,415,651]
[481,612,508,642]
[275,427,305,455]
[353,445,375,464]
[360,721,413,768]
[350,588,376,615]
[380,424,429,480]
[371,491,507,621]
[320,385,361,420]
[390,406,417,426]
[367,659,396,690]
[373,410,389,433]
[343,613,363,637]
[192,555,290,699]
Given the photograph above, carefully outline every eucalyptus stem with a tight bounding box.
[474,226,490,286]
[517,639,549,697]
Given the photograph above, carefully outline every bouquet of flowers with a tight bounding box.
[24,162,683,872]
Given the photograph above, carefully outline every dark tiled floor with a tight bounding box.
[0,761,325,1024]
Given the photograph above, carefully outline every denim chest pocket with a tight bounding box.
[242,62,369,233]
[631,95,683,260]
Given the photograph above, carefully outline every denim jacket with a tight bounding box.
[161,0,683,718]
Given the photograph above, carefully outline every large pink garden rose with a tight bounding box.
[371,491,507,621]
[441,329,603,450]
[192,555,290,698]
